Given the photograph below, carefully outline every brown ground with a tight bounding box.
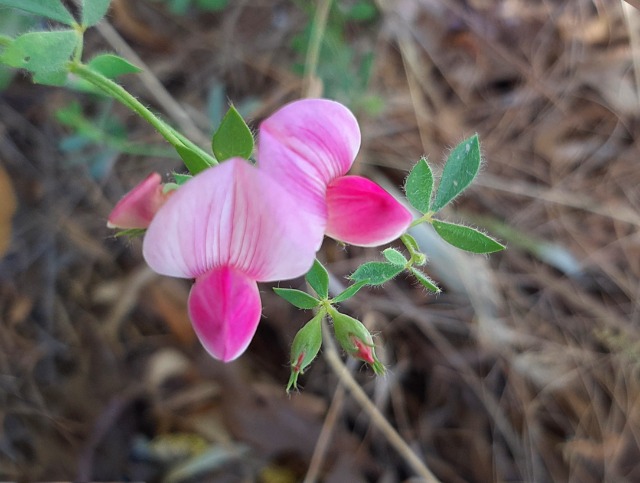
[1,1,639,482]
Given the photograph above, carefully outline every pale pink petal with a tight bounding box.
[325,176,412,247]
[143,158,323,281]
[188,266,262,362]
[258,99,361,221]
[107,172,167,229]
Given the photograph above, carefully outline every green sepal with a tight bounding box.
[382,247,407,266]
[273,288,320,309]
[305,259,329,299]
[349,261,404,286]
[87,54,141,79]
[175,144,214,175]
[172,173,192,185]
[0,30,78,86]
[432,219,505,254]
[331,281,368,304]
[211,105,254,161]
[82,0,111,27]
[329,308,385,375]
[432,134,481,212]
[0,0,75,26]
[287,311,324,392]
[113,228,146,238]
[409,267,440,293]
[405,157,433,213]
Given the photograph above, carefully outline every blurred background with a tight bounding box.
[1,0,639,481]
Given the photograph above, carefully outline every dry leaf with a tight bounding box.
[0,164,17,258]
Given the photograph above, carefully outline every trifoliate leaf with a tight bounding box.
[349,261,404,286]
[382,247,407,266]
[0,0,75,26]
[305,259,329,299]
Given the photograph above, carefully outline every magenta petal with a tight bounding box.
[107,172,167,229]
[325,176,413,247]
[143,158,323,280]
[188,266,261,362]
[258,99,361,220]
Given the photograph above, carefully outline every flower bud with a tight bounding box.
[329,308,385,375]
[287,312,324,392]
[107,172,170,229]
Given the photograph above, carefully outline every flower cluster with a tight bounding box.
[108,99,411,362]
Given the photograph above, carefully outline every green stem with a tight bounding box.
[68,62,217,166]
[409,211,434,228]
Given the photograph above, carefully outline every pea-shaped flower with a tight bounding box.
[258,99,412,247]
[142,158,322,362]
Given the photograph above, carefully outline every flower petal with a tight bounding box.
[258,99,361,220]
[107,172,167,229]
[325,176,412,247]
[143,158,323,280]
[188,266,261,362]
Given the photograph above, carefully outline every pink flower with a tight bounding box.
[107,172,169,229]
[142,158,322,361]
[258,99,412,247]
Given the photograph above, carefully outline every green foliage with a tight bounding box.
[350,261,404,286]
[382,247,407,266]
[432,134,481,212]
[287,312,324,392]
[331,281,368,303]
[409,268,440,293]
[305,259,329,299]
[405,157,434,214]
[0,30,78,85]
[173,173,192,185]
[88,54,141,78]
[432,219,504,254]
[211,105,254,162]
[151,0,229,16]
[273,288,320,310]
[175,144,214,175]
[0,0,75,25]
[81,0,111,27]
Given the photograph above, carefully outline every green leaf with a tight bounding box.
[409,268,440,293]
[196,0,229,11]
[405,157,433,213]
[211,105,254,161]
[0,0,75,25]
[382,248,407,266]
[82,0,111,27]
[331,281,368,303]
[175,144,214,175]
[287,311,324,392]
[349,261,404,286]
[87,54,141,79]
[433,134,481,212]
[0,30,77,85]
[273,288,320,309]
[432,219,504,254]
[305,259,329,299]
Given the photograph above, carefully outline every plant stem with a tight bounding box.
[68,62,217,166]
[321,324,441,482]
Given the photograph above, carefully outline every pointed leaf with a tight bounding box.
[405,157,433,213]
[432,219,504,253]
[0,30,77,85]
[433,134,481,212]
[409,268,440,293]
[82,0,111,27]
[305,259,329,299]
[273,288,320,309]
[331,281,368,303]
[88,53,141,79]
[212,105,254,161]
[0,0,75,25]
[172,173,192,185]
[175,144,213,175]
[382,248,407,266]
[349,261,404,286]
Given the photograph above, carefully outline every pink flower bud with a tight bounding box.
[107,172,169,229]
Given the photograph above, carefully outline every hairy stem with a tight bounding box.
[321,324,441,482]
